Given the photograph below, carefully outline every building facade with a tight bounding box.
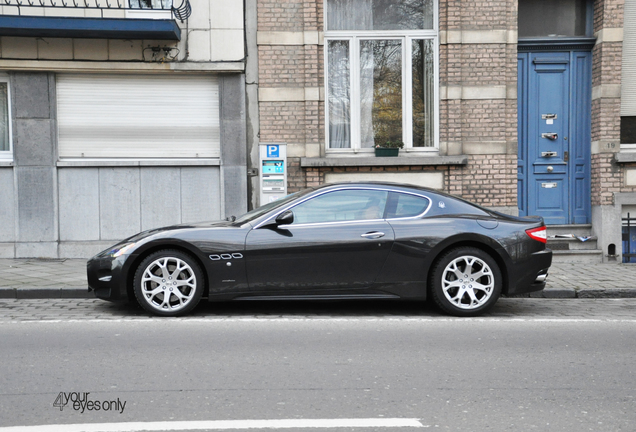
[1,0,634,263]
[250,0,633,263]
[0,0,248,258]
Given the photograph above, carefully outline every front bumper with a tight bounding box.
[506,248,553,295]
[87,254,135,301]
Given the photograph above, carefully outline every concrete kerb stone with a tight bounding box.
[0,288,95,299]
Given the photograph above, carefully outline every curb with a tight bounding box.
[0,288,95,299]
[511,288,636,299]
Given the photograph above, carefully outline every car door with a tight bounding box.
[245,188,395,292]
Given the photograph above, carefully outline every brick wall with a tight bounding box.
[448,155,517,207]
[258,0,518,210]
[591,0,624,206]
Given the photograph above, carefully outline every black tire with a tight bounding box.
[133,249,205,317]
[430,247,502,317]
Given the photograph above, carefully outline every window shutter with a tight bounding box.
[622,2,636,116]
[57,74,220,158]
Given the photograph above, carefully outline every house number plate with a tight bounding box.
[542,182,557,188]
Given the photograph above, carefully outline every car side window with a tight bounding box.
[291,189,389,224]
[386,192,430,218]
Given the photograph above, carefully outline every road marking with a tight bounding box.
[0,418,427,431]
[1,317,636,324]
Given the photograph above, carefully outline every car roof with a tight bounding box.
[315,181,442,196]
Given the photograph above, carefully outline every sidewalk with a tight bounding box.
[0,258,635,299]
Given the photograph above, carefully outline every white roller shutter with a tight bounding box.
[622,1,636,116]
[57,74,220,158]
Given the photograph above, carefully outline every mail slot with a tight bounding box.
[541,151,557,157]
[542,182,557,188]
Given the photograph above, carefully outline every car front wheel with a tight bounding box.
[133,250,204,317]
[431,247,502,317]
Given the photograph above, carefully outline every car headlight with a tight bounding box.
[109,243,137,257]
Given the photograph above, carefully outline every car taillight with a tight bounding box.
[526,226,547,243]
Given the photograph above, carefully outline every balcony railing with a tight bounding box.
[2,0,191,21]
[0,0,190,40]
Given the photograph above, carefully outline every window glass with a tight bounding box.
[0,83,9,153]
[412,39,434,147]
[235,190,308,224]
[386,192,430,218]
[518,0,589,38]
[328,40,351,149]
[291,189,388,224]
[360,39,402,148]
[129,0,171,9]
[325,1,437,150]
[327,0,434,31]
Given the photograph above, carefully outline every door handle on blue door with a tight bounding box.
[361,232,385,239]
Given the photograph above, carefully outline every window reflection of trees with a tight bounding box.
[360,40,402,147]
[412,39,434,147]
[326,0,435,149]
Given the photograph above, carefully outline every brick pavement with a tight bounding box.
[0,258,635,299]
[0,298,635,321]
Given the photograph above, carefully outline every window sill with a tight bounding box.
[56,159,221,167]
[615,152,636,164]
[0,160,13,167]
[300,155,468,168]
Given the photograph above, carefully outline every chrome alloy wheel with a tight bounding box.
[140,257,198,312]
[441,255,494,310]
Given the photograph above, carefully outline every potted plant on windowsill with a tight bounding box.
[374,140,404,157]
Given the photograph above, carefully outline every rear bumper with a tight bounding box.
[506,248,553,295]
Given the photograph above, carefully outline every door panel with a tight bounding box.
[530,53,570,224]
[245,221,395,291]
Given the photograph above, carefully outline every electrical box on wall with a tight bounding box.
[259,143,287,205]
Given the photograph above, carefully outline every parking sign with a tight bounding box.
[267,145,279,158]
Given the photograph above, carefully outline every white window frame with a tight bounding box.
[324,0,439,155]
[0,75,12,161]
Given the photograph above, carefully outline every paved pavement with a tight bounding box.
[0,258,635,300]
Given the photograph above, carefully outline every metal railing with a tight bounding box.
[622,212,636,263]
[2,0,191,20]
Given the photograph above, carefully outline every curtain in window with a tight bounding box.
[328,40,351,148]
[327,0,433,31]
[0,84,8,152]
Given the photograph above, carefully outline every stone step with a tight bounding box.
[551,249,603,264]
[547,224,592,237]
[547,235,597,250]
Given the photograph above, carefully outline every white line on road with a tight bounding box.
[1,318,636,325]
[0,418,427,431]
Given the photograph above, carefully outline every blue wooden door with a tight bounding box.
[518,50,591,224]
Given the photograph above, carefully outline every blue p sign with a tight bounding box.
[267,145,279,158]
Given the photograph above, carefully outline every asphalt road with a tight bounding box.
[0,299,634,432]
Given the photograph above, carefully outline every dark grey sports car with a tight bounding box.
[87,182,552,317]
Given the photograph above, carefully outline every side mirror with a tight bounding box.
[259,210,294,229]
[275,210,294,226]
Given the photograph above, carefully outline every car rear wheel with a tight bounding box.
[431,247,502,317]
[133,250,204,317]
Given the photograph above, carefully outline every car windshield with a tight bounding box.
[234,189,311,224]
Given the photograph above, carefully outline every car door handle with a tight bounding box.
[361,231,385,239]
